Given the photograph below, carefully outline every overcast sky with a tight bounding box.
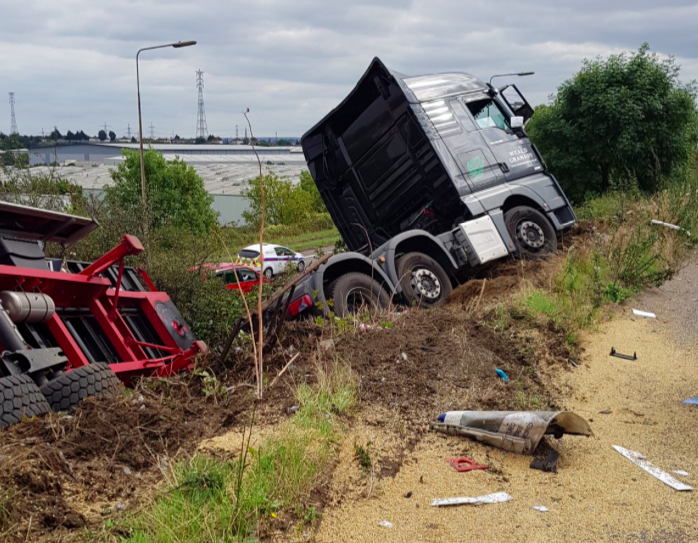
[2,0,698,138]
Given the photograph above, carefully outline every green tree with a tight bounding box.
[107,149,218,236]
[242,172,314,226]
[526,44,698,202]
[299,170,326,214]
[49,127,62,141]
[108,130,116,142]
[98,130,107,142]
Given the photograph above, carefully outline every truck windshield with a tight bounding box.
[466,98,510,131]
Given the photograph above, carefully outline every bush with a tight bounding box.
[107,148,218,237]
[0,163,88,214]
[527,44,698,203]
[242,171,328,227]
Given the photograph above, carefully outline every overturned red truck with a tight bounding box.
[0,202,206,428]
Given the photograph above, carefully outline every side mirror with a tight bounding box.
[510,116,524,129]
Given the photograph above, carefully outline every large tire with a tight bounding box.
[0,374,51,429]
[396,252,453,308]
[329,273,391,317]
[504,206,557,259]
[40,363,122,413]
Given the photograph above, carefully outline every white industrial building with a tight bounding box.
[15,143,309,225]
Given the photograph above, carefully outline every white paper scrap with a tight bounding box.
[378,520,393,528]
[673,470,690,477]
[532,505,549,512]
[612,445,693,491]
[431,491,513,507]
[632,309,656,318]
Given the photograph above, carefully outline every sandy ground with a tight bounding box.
[315,260,698,542]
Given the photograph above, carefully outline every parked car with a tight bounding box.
[216,264,269,293]
[190,263,270,294]
[236,244,306,279]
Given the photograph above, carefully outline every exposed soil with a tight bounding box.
[0,227,589,543]
[0,375,247,542]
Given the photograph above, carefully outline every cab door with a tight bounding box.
[463,95,543,183]
[444,97,506,193]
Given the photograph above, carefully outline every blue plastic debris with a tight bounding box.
[682,398,698,405]
[495,369,509,383]
[438,413,446,423]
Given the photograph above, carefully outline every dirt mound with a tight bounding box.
[0,376,245,542]
[335,304,570,430]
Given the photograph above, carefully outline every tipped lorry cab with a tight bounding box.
[290,57,575,317]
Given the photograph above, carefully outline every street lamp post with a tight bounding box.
[136,40,196,243]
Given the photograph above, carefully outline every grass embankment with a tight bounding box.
[504,173,698,349]
[121,363,356,543]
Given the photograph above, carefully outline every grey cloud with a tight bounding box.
[2,0,697,137]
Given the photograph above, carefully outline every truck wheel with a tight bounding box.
[396,252,453,308]
[40,363,123,413]
[0,374,51,429]
[504,206,556,259]
[329,273,390,317]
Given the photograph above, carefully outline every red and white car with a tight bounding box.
[192,263,270,293]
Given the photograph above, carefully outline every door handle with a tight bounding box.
[498,162,510,173]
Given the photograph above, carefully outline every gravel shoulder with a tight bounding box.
[315,256,698,543]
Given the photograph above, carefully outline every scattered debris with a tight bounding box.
[445,457,488,473]
[612,445,693,491]
[378,520,393,528]
[650,219,690,236]
[318,339,335,353]
[531,505,549,512]
[681,397,698,405]
[674,470,690,477]
[599,409,612,415]
[158,455,169,472]
[404,491,413,499]
[431,491,513,507]
[289,405,300,413]
[495,369,509,383]
[401,352,409,361]
[530,451,560,473]
[122,466,132,476]
[632,309,656,318]
[432,411,592,454]
[569,359,579,368]
[610,347,637,361]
